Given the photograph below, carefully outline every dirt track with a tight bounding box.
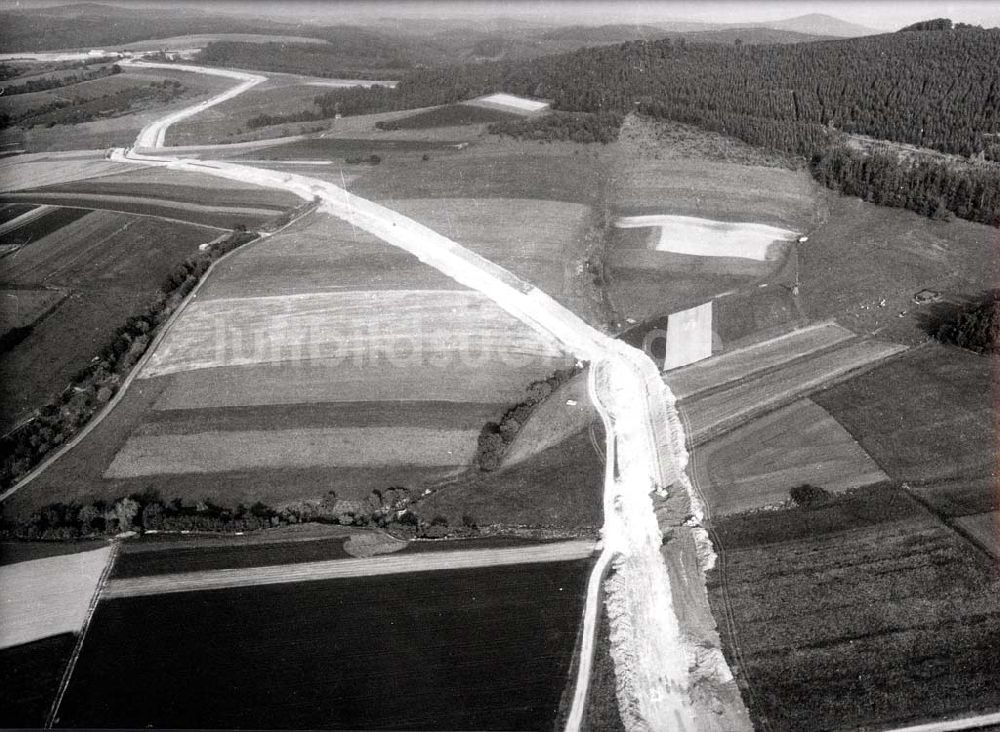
[103,540,596,598]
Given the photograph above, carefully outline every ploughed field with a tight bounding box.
[707,485,1000,731]
[56,559,591,730]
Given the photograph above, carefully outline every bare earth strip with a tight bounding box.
[681,338,907,443]
[103,540,596,599]
[0,546,114,650]
[666,322,858,400]
[693,399,889,516]
[104,426,482,477]
[953,512,1000,559]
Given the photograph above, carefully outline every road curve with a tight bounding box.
[108,62,737,731]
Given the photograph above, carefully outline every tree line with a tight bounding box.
[313,27,1000,225]
[0,63,120,95]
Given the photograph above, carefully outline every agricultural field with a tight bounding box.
[0,205,88,250]
[166,81,331,146]
[0,545,113,650]
[813,343,993,484]
[3,205,583,520]
[56,560,591,730]
[954,512,999,559]
[692,398,889,516]
[414,427,605,531]
[665,322,856,400]
[375,103,523,131]
[707,485,1000,730]
[678,335,906,444]
[386,198,605,324]
[0,208,216,430]
[468,93,551,115]
[0,152,135,193]
[0,632,77,727]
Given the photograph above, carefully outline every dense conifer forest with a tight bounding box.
[316,27,1000,225]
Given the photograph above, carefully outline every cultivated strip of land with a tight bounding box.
[666,321,856,400]
[103,540,596,598]
[679,337,906,443]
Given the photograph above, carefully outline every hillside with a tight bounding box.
[755,13,877,37]
[313,28,1000,224]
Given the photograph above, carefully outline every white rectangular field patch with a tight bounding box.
[0,547,113,650]
[469,93,550,114]
[614,215,797,261]
[662,301,713,372]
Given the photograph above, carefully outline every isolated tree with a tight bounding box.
[112,497,139,532]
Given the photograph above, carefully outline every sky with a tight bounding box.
[3,0,1000,31]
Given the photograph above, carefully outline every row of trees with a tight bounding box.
[0,228,257,492]
[1,63,120,95]
[488,111,623,144]
[0,487,464,541]
[1,79,185,129]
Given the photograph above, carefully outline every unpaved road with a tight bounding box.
[14,61,745,731]
[103,540,597,599]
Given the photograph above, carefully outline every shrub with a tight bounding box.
[789,483,832,508]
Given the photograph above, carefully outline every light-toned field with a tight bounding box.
[102,540,595,599]
[0,546,113,649]
[610,157,819,229]
[141,289,566,377]
[0,288,64,331]
[199,211,462,297]
[384,197,603,321]
[662,301,713,371]
[105,426,482,477]
[679,337,907,443]
[693,398,889,516]
[467,93,550,114]
[666,322,856,400]
[954,512,999,559]
[614,215,797,260]
[0,156,134,193]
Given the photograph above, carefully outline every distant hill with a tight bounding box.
[753,13,878,37]
[537,24,676,43]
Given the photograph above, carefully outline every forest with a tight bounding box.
[315,26,1000,225]
[195,39,411,80]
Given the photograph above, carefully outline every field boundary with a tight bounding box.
[0,204,317,504]
[44,541,118,729]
